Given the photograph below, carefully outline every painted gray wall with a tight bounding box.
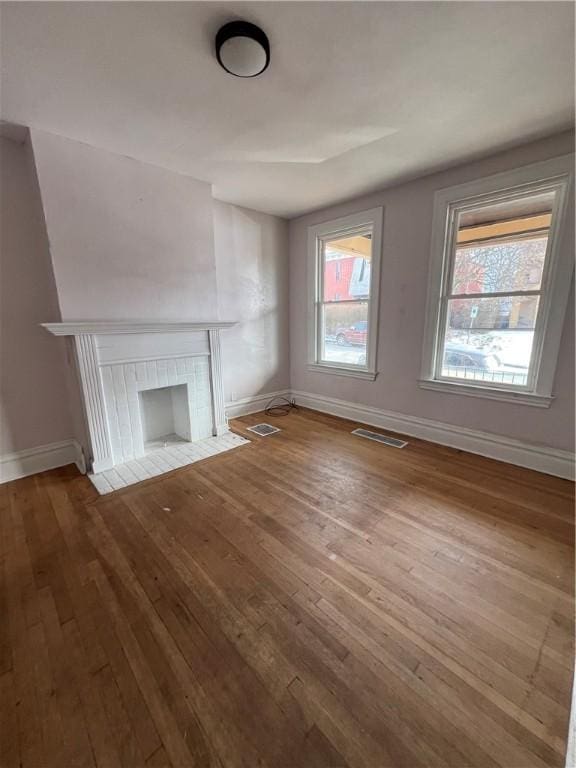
[31,129,218,322]
[214,200,290,402]
[289,131,575,452]
[0,136,74,454]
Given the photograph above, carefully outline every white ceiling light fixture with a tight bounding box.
[215,20,270,78]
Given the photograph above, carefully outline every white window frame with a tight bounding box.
[420,155,574,408]
[307,207,383,380]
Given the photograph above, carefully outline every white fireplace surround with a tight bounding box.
[43,321,236,474]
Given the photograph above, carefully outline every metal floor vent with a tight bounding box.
[246,423,281,436]
[352,428,407,448]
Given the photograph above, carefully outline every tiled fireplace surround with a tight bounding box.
[43,322,241,487]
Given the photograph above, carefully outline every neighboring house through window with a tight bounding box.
[307,208,383,379]
[420,155,573,406]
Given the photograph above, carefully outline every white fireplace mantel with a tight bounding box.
[42,320,237,335]
[43,320,237,475]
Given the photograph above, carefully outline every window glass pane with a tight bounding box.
[441,296,539,386]
[321,301,368,367]
[452,237,548,295]
[451,191,554,295]
[323,232,372,302]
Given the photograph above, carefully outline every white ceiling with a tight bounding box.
[1,2,574,218]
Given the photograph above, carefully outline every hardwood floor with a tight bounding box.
[1,407,574,768]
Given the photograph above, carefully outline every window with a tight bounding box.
[420,156,573,406]
[308,207,383,379]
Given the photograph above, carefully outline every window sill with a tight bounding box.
[308,363,377,381]
[418,378,553,408]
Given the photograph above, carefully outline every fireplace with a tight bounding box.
[42,321,248,492]
[139,384,191,450]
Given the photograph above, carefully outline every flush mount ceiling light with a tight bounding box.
[215,21,270,78]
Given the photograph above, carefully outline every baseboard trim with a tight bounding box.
[5,393,572,483]
[225,389,291,419]
[292,390,575,480]
[0,440,86,484]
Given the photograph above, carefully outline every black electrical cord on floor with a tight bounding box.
[264,395,298,417]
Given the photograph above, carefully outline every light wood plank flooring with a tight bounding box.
[1,408,574,767]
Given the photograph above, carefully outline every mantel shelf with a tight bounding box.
[42,321,237,336]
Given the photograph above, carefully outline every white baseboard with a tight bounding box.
[0,439,86,484]
[292,390,575,480]
[3,392,573,483]
[226,389,291,419]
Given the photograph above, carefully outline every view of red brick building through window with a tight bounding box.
[320,233,372,366]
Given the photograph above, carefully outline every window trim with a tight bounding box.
[419,155,574,407]
[307,207,383,380]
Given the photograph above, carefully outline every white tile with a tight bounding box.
[146,452,174,473]
[124,460,150,482]
[104,469,128,490]
[88,433,250,496]
[221,433,248,449]
[166,358,178,383]
[187,447,208,462]
[127,397,143,454]
[156,449,183,470]
[115,463,141,485]
[136,457,163,478]
[146,361,158,389]
[125,363,137,391]
[167,450,190,468]
[136,362,148,384]
[176,358,187,376]
[89,473,114,494]
[112,364,128,402]
[191,441,212,458]
[170,444,194,462]
[176,444,203,461]
[199,441,221,457]
[157,359,168,388]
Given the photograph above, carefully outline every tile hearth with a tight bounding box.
[89,431,249,494]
